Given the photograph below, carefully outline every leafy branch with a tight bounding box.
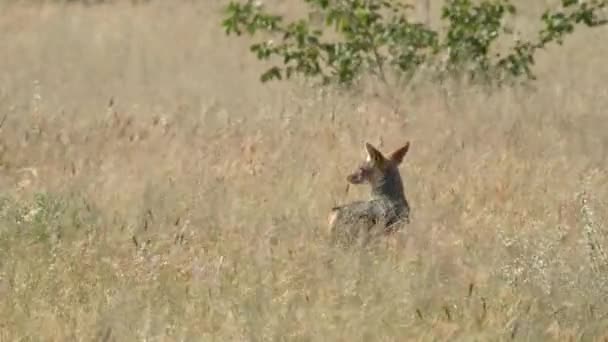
[222,0,607,86]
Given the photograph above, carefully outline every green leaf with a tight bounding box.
[260,67,282,82]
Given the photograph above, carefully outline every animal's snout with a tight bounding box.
[347,167,367,184]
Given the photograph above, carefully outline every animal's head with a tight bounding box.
[346,142,410,186]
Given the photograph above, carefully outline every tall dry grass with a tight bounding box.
[1,1,608,340]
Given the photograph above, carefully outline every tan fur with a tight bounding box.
[327,210,339,235]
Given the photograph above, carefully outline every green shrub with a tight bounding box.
[0,193,101,247]
[222,0,607,87]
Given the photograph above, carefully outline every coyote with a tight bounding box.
[328,141,411,246]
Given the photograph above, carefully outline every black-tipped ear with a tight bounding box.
[388,142,410,164]
[365,142,385,164]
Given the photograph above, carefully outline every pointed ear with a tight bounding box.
[388,142,410,164]
[365,142,385,165]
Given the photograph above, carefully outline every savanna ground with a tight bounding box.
[1,0,608,340]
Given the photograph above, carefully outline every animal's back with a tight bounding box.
[328,198,408,246]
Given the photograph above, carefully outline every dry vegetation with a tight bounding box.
[1,0,608,340]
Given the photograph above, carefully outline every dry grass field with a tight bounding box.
[1,0,608,340]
